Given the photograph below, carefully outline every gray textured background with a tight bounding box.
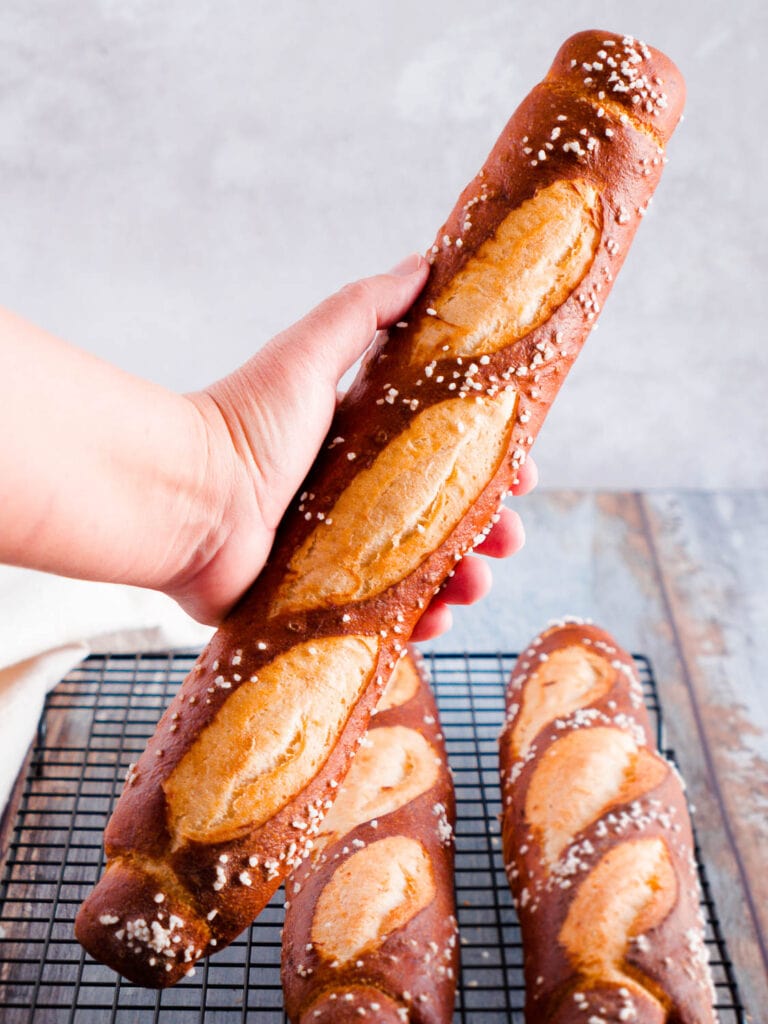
[2,0,765,488]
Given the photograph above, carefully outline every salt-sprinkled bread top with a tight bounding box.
[499,620,716,1024]
[75,31,684,988]
[282,649,457,1024]
[414,30,684,311]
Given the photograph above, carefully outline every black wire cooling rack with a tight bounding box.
[0,650,747,1023]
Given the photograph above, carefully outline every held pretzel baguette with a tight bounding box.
[498,621,716,1023]
[281,648,457,1024]
[75,31,685,987]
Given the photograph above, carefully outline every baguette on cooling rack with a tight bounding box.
[281,648,457,1024]
[75,31,685,987]
[498,621,716,1024]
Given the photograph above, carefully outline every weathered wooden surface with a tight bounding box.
[1,490,765,1019]
[431,489,767,1019]
[643,493,768,1011]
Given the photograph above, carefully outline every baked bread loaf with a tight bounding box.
[281,647,457,1024]
[75,30,685,987]
[498,620,716,1023]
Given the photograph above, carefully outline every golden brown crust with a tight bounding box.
[281,648,457,1024]
[76,30,684,987]
[498,620,716,1023]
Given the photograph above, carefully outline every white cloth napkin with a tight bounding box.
[0,565,214,813]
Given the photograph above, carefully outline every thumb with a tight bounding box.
[266,253,429,386]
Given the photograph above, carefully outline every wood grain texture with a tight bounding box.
[641,492,768,1008]
[0,694,95,878]
[458,488,766,1020]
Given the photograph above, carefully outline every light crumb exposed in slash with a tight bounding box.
[270,388,517,616]
[559,837,677,999]
[317,725,439,843]
[525,726,669,866]
[375,655,421,712]
[163,636,378,844]
[507,644,615,759]
[411,179,601,366]
[310,836,436,964]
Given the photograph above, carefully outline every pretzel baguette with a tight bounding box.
[499,621,716,1023]
[75,31,685,987]
[281,648,457,1024]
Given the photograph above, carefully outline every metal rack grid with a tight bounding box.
[0,650,747,1023]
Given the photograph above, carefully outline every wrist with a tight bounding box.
[161,391,272,624]
[160,395,236,588]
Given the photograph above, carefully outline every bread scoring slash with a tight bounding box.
[75,31,685,987]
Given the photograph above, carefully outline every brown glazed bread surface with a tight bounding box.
[281,648,457,1024]
[75,31,685,986]
[498,621,716,1024]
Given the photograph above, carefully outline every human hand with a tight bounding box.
[174,254,537,636]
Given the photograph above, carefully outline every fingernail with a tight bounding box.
[389,252,426,276]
